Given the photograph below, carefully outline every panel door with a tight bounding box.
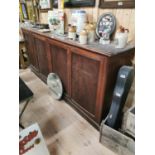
[33,34,49,79]
[71,48,105,122]
[23,31,39,71]
[49,40,69,94]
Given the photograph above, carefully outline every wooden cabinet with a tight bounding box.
[22,28,134,129]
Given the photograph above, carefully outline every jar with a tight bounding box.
[68,26,76,41]
[79,29,87,45]
[115,32,128,48]
[115,26,129,48]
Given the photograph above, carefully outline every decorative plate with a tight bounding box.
[96,13,116,38]
[47,73,63,100]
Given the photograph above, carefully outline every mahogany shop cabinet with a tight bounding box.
[22,28,134,129]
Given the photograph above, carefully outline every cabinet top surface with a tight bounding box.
[21,25,135,57]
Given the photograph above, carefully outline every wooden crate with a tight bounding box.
[122,106,135,138]
[100,117,135,155]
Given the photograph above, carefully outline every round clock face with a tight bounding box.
[96,13,116,38]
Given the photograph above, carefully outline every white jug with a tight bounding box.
[115,32,128,48]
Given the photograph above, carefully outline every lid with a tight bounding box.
[68,26,76,32]
[90,23,95,29]
[86,23,95,31]
[80,29,87,36]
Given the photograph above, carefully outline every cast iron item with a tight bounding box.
[19,77,33,102]
[19,77,33,129]
[105,66,134,129]
[47,73,63,100]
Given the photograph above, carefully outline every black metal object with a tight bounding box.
[105,66,134,129]
[19,77,33,128]
[19,77,33,102]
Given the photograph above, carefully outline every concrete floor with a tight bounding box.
[19,68,121,155]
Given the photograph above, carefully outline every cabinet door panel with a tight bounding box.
[34,37,49,77]
[71,52,100,117]
[49,44,68,93]
[23,32,39,71]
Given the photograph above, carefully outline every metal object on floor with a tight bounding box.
[19,78,33,128]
